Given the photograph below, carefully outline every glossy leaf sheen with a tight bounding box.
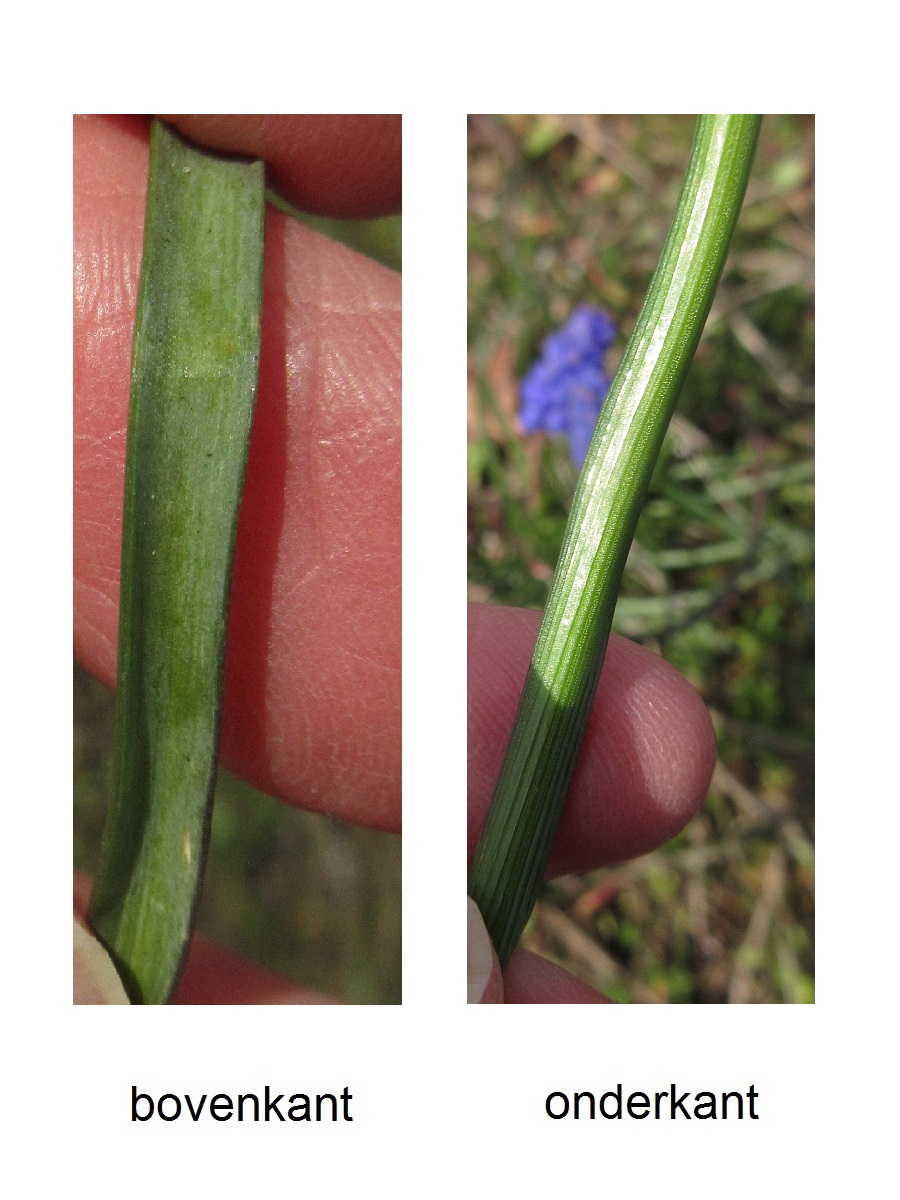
[469,115,762,967]
[87,121,265,1003]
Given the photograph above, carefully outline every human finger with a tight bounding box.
[74,115,400,831]
[502,947,612,1003]
[159,114,401,218]
[73,872,335,1004]
[467,889,613,1003]
[467,897,503,1003]
[468,603,716,874]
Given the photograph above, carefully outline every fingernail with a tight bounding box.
[467,896,494,1003]
[74,919,130,1004]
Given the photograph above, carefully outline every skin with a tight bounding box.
[468,605,717,1002]
[75,115,716,1003]
[75,115,401,832]
[159,115,402,220]
[74,115,401,1002]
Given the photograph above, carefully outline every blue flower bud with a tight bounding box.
[519,305,617,465]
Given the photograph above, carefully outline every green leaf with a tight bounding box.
[468,115,762,967]
[87,120,266,1003]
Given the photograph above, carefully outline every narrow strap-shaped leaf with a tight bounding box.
[469,115,762,966]
[87,120,265,1003]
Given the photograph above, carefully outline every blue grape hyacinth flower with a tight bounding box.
[519,305,617,466]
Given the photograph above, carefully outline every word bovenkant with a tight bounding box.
[546,1084,759,1121]
[132,1086,353,1123]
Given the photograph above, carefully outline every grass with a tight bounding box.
[468,115,813,1003]
[74,211,402,1005]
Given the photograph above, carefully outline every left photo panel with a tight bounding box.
[74,114,401,1004]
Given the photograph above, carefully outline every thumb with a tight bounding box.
[467,897,504,1003]
[74,918,130,1004]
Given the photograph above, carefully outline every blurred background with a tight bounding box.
[74,209,402,1005]
[468,115,813,1003]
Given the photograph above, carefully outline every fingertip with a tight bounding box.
[502,948,611,1003]
[73,918,130,1005]
[468,604,717,874]
[600,635,716,816]
[550,635,716,872]
[467,897,504,1003]
[159,115,402,219]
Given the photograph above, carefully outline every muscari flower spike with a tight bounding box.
[519,305,617,466]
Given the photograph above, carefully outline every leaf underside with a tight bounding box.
[468,116,762,967]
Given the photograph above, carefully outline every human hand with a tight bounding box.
[74,115,401,1002]
[467,603,716,1002]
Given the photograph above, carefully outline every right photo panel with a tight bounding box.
[467,114,814,1004]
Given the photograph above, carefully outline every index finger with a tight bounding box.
[468,604,716,875]
[160,114,402,218]
[74,115,401,831]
